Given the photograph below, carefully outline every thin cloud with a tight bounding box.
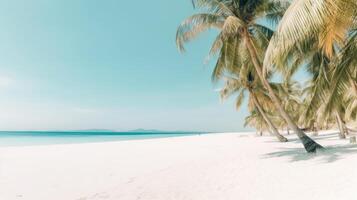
[0,77,14,87]
[73,108,97,114]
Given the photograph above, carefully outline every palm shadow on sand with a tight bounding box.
[289,132,341,143]
[263,132,339,144]
[262,132,357,163]
[262,144,357,163]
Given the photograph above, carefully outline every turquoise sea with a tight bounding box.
[0,131,204,147]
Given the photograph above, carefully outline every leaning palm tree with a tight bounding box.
[220,71,288,142]
[264,0,357,139]
[176,0,322,152]
[291,49,349,139]
[274,79,302,133]
[299,80,327,135]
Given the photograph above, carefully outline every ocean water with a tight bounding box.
[0,131,204,147]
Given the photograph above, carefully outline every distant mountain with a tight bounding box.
[70,129,116,132]
[126,129,202,133]
[128,129,166,133]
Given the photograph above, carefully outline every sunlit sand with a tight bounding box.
[1,131,356,200]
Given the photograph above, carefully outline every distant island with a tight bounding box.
[66,129,182,133]
[69,129,117,132]
[127,129,166,133]
[70,128,196,134]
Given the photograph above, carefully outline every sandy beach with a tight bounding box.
[1,131,357,200]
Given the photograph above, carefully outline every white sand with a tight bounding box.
[1,131,357,200]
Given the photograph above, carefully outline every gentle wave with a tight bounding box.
[0,131,205,147]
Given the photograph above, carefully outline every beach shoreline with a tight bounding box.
[1,131,356,200]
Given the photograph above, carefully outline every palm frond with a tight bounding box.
[191,0,234,16]
[176,14,224,52]
[324,31,357,115]
[221,16,245,39]
[235,91,245,110]
[263,0,350,70]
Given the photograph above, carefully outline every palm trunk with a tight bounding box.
[250,90,288,142]
[341,118,349,136]
[312,122,318,136]
[335,112,346,139]
[243,32,323,152]
[344,124,350,136]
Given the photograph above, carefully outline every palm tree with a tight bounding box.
[324,30,357,121]
[335,111,347,139]
[264,0,356,68]
[244,109,275,136]
[220,71,288,142]
[264,0,357,135]
[274,79,302,134]
[176,0,321,152]
[345,82,357,122]
[299,79,330,136]
[285,46,352,139]
[290,48,350,139]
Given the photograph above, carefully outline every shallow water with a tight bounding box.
[0,131,204,147]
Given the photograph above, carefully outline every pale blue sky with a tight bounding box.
[0,0,306,132]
